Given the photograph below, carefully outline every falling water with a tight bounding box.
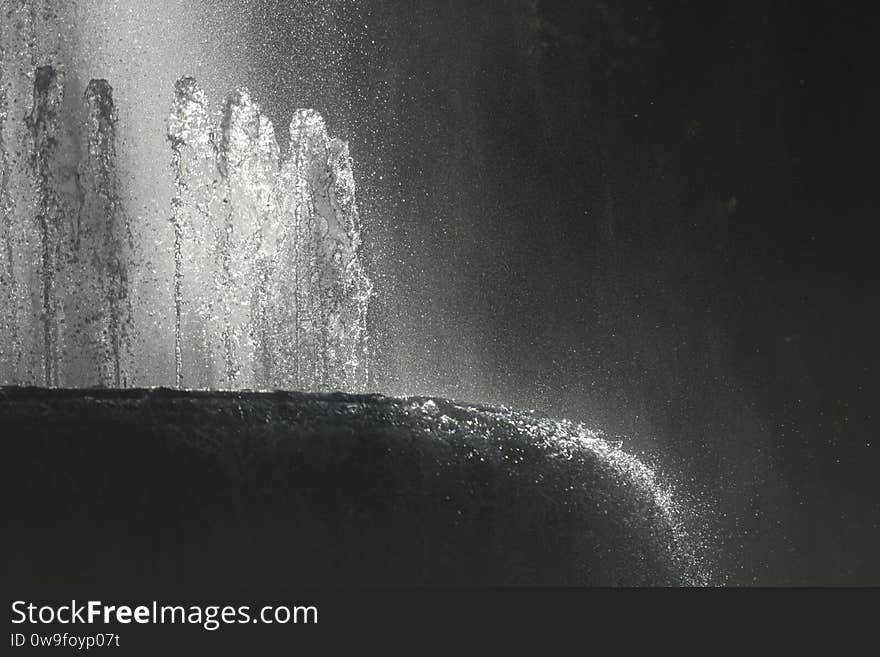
[0,8,373,392]
[166,79,372,391]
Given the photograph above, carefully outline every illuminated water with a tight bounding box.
[0,2,372,391]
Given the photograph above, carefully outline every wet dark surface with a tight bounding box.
[2,387,703,587]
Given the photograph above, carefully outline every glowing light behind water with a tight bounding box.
[1,0,372,390]
[69,0,253,385]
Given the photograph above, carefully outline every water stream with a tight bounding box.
[0,4,372,391]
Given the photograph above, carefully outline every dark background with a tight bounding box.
[225,0,878,584]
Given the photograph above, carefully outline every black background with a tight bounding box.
[202,1,877,584]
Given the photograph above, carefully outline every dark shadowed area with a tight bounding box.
[2,387,704,588]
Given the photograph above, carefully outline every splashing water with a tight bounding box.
[166,79,372,391]
[0,7,372,392]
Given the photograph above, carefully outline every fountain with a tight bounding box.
[166,79,372,391]
[1,1,712,587]
[1,63,372,391]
